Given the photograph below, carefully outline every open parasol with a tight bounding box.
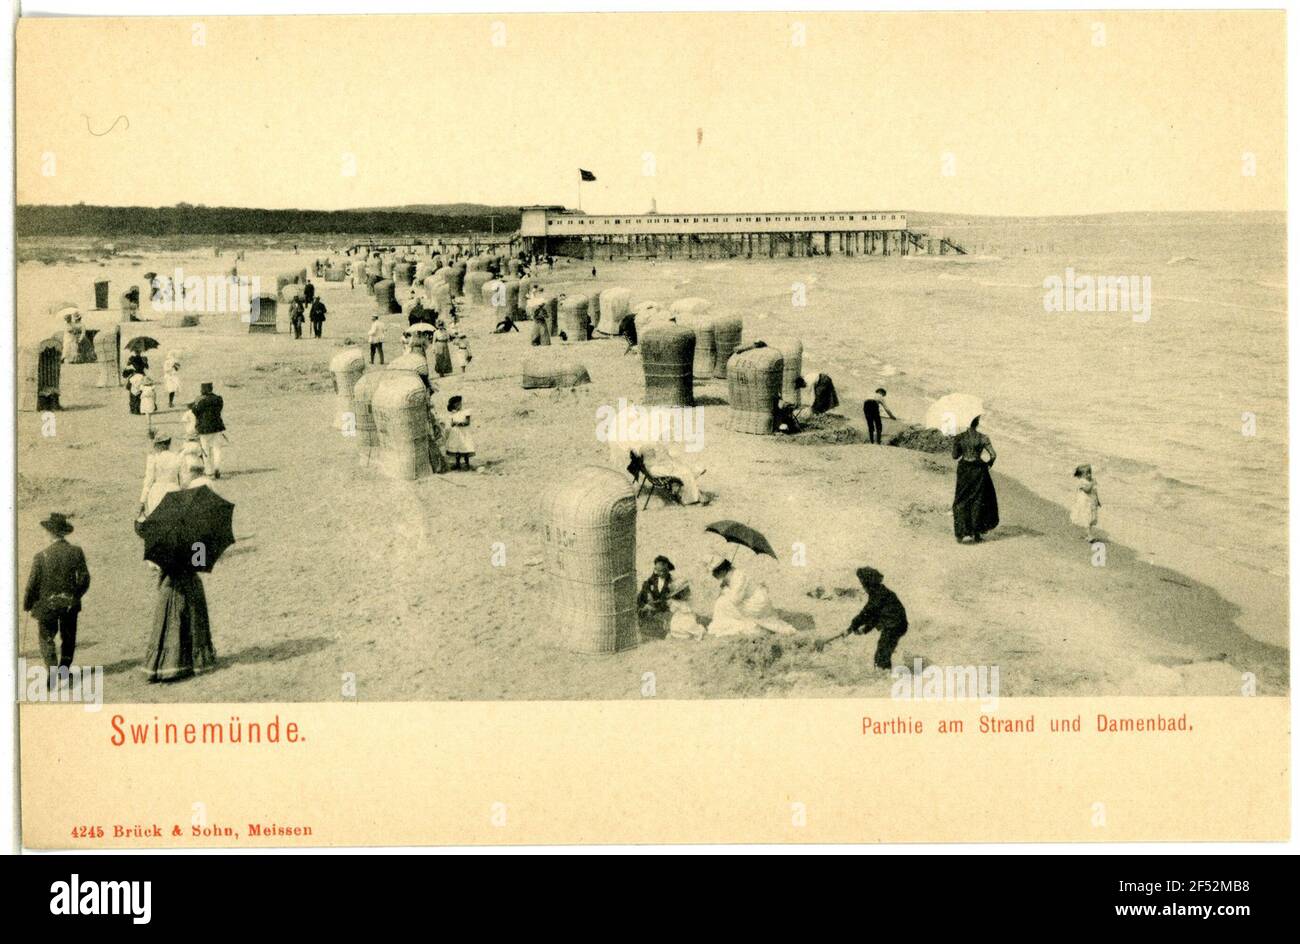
[704,520,777,560]
[139,486,235,573]
[406,323,437,335]
[923,393,984,434]
[124,336,160,354]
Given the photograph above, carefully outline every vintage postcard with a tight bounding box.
[11,9,1289,847]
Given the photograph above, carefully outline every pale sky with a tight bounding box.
[16,11,1286,216]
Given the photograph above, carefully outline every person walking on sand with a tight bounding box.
[139,434,183,518]
[432,321,453,377]
[142,546,217,684]
[126,368,145,415]
[188,382,226,480]
[863,388,897,445]
[139,375,158,432]
[951,415,999,543]
[845,566,908,670]
[22,512,90,683]
[452,332,471,373]
[368,315,387,364]
[309,296,327,338]
[1070,464,1101,542]
[289,295,305,340]
[163,352,182,409]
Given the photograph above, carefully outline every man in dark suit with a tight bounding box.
[23,513,91,675]
[189,381,226,479]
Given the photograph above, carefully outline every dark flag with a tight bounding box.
[579,168,596,182]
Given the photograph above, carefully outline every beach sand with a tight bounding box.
[14,247,1288,701]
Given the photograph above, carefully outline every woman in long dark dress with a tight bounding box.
[951,415,999,543]
[143,564,217,682]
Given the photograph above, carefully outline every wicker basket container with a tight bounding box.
[374,279,397,315]
[350,369,382,464]
[499,279,522,320]
[711,315,744,379]
[773,338,804,402]
[371,371,434,481]
[330,348,367,431]
[521,351,592,389]
[445,266,465,297]
[692,319,717,381]
[727,347,785,434]
[541,465,639,654]
[248,295,278,333]
[670,297,712,320]
[640,322,696,407]
[424,276,451,313]
[414,262,433,284]
[18,338,62,412]
[481,278,503,310]
[93,325,121,387]
[558,295,591,341]
[119,288,140,322]
[596,287,631,336]
[275,271,304,293]
[464,271,492,307]
[394,261,415,286]
[633,301,663,335]
[380,258,395,280]
[513,279,537,321]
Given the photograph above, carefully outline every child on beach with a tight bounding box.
[1070,464,1101,541]
[444,395,475,470]
[863,388,898,444]
[139,376,158,431]
[452,333,471,372]
[163,352,181,409]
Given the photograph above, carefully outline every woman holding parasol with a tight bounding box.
[138,486,233,682]
[703,521,797,637]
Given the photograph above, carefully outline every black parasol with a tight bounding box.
[704,520,777,560]
[139,486,235,573]
[124,336,160,354]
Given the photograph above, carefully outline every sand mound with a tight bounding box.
[889,424,954,453]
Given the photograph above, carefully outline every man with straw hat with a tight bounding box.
[22,513,91,679]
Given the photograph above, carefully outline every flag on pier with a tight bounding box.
[579,169,596,182]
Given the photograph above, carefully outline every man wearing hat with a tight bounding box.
[22,513,91,676]
[637,555,679,639]
[188,382,226,479]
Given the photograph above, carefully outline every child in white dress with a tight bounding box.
[445,395,475,470]
[1070,464,1101,541]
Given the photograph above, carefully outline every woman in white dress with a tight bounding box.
[139,435,183,518]
[706,556,797,637]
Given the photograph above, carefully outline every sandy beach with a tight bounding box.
[14,240,1288,701]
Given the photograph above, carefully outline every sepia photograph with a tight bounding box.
[7,5,1292,848]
